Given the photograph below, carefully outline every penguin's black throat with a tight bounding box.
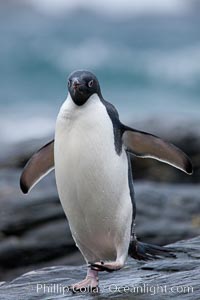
[68,70,102,106]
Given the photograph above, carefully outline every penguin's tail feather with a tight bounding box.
[128,237,176,261]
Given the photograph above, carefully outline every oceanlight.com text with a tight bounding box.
[35,282,194,296]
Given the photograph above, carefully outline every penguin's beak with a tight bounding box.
[72,79,81,90]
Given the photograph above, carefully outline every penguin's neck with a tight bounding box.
[57,93,107,128]
[58,93,101,120]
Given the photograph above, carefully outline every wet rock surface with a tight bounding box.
[0,236,199,300]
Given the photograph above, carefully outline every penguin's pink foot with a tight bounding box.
[69,269,99,293]
[89,261,123,272]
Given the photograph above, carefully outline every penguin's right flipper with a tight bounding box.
[20,140,54,194]
[128,238,176,261]
[122,126,193,175]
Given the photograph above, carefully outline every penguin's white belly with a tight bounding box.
[55,95,132,262]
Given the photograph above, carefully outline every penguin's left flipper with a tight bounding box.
[20,140,54,194]
[122,126,193,175]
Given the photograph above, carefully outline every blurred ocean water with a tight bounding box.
[0,1,200,145]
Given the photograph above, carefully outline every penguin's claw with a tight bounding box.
[89,262,122,272]
[90,263,114,272]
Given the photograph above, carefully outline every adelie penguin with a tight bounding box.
[20,70,193,292]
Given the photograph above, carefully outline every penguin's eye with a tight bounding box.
[68,80,71,88]
[88,80,94,88]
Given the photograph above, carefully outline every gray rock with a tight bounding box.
[0,236,199,300]
[135,181,200,245]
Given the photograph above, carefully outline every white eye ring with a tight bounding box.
[88,80,93,88]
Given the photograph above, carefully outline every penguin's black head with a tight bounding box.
[67,70,102,106]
